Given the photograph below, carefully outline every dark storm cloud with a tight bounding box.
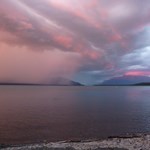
[0,0,150,84]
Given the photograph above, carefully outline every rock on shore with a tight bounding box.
[1,134,150,150]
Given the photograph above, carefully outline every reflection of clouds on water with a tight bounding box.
[0,86,150,143]
[126,87,150,101]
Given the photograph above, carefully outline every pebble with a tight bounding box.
[2,134,150,150]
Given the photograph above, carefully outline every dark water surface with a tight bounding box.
[0,86,150,144]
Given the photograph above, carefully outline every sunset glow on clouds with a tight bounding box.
[0,0,150,84]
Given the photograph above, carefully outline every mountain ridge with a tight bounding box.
[96,75,150,86]
[0,77,83,86]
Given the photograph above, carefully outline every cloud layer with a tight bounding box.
[0,0,150,84]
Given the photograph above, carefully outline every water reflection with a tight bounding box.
[0,86,150,144]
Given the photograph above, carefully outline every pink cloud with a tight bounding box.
[0,42,81,83]
[125,71,150,76]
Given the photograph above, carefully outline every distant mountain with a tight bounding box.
[45,77,83,86]
[98,75,150,86]
[134,82,150,86]
[0,77,83,86]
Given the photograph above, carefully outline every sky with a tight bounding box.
[0,0,150,85]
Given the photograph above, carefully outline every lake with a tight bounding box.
[0,86,150,144]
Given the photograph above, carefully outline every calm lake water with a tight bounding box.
[0,86,150,144]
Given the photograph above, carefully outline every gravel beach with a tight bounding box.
[1,134,150,150]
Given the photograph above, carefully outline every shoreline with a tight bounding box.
[1,133,150,150]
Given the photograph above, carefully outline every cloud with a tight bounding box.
[118,46,150,77]
[0,0,150,84]
[0,42,80,83]
[121,46,150,66]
